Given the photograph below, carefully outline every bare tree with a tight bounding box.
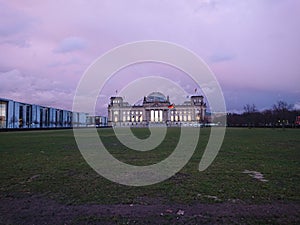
[273,101,292,112]
[243,104,257,114]
[273,101,293,128]
[243,104,257,127]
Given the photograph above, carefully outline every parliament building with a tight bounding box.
[108,92,207,127]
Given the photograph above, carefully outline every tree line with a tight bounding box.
[227,101,300,127]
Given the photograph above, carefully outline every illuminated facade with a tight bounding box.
[108,92,207,127]
[0,97,107,129]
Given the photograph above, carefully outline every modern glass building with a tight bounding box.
[0,97,107,129]
[108,92,207,127]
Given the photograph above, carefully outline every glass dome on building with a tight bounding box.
[146,92,167,102]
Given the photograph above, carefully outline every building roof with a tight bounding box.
[146,92,167,103]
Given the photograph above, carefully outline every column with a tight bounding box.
[150,110,154,122]
[159,110,163,122]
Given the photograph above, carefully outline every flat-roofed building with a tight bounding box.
[0,97,106,129]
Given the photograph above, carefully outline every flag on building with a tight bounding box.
[168,104,175,109]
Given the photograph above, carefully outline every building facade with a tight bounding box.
[108,92,207,127]
[0,98,107,129]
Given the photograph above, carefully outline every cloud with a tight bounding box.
[0,69,74,110]
[294,102,300,110]
[47,57,80,68]
[0,2,34,48]
[0,2,32,36]
[210,52,235,63]
[53,36,87,53]
[0,39,31,48]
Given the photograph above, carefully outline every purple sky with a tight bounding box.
[0,0,299,115]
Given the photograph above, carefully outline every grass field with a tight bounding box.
[0,127,299,224]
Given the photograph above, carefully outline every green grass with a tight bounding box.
[0,127,299,205]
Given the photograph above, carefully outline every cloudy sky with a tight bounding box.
[0,0,299,115]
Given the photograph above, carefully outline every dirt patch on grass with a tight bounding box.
[243,169,269,182]
[0,194,299,224]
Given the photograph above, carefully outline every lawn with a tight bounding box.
[0,127,299,224]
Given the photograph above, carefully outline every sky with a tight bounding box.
[0,0,299,115]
